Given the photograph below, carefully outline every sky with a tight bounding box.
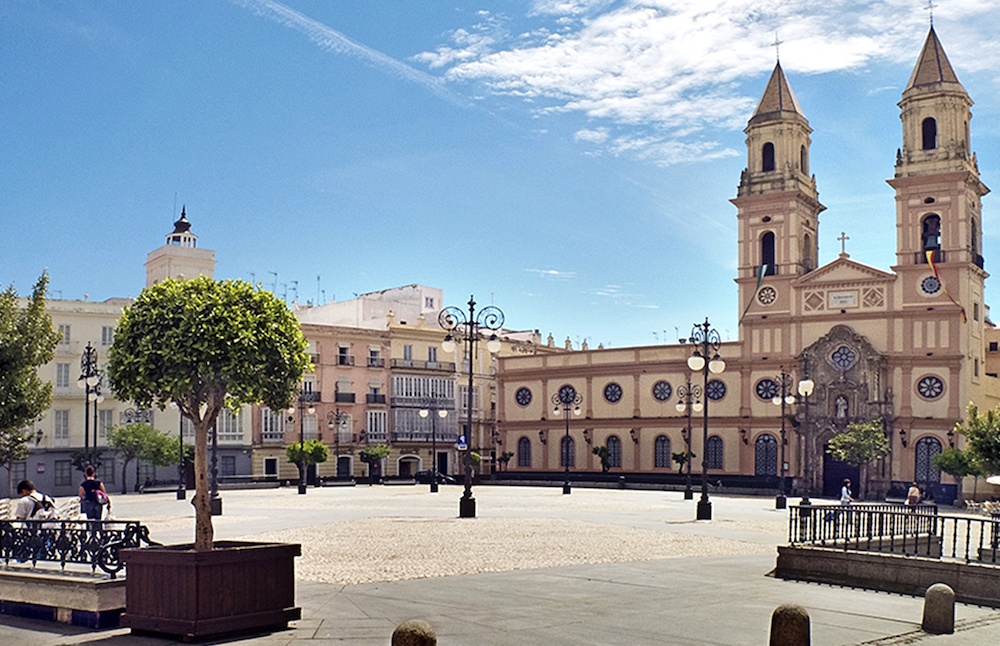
[4,1,1000,349]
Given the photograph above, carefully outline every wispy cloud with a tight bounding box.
[229,0,468,106]
[417,1,998,165]
[525,268,577,280]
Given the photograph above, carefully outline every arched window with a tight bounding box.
[922,214,941,251]
[761,232,776,276]
[754,434,778,476]
[762,142,776,171]
[561,435,575,468]
[915,436,942,484]
[972,217,980,258]
[517,436,531,467]
[706,435,723,470]
[922,117,937,150]
[607,435,622,468]
[800,145,808,175]
[802,233,813,272]
[654,435,671,468]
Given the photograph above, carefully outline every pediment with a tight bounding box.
[795,256,895,287]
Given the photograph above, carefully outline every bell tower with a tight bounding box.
[145,206,216,287]
[733,62,824,342]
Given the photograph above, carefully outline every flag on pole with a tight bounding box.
[739,264,767,323]
[926,250,967,323]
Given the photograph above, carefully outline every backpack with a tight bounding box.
[30,494,58,522]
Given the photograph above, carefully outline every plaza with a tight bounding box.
[1,485,998,644]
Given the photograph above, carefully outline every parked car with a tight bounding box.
[414,470,457,484]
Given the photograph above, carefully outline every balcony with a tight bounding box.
[337,354,355,366]
[335,392,356,403]
[366,393,387,405]
[261,432,285,444]
[390,359,456,372]
[300,391,321,403]
[392,431,459,443]
[367,357,386,368]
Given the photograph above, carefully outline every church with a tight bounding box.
[495,27,1000,505]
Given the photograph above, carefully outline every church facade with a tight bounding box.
[496,28,1000,503]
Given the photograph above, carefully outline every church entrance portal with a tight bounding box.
[822,447,860,500]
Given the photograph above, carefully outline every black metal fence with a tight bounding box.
[788,504,1000,564]
[0,519,159,578]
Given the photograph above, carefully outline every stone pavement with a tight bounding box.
[0,485,998,645]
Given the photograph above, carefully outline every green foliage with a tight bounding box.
[107,276,310,550]
[825,420,889,467]
[671,451,694,471]
[592,445,611,472]
[954,403,1000,476]
[932,447,982,480]
[107,422,178,494]
[469,451,482,467]
[71,450,105,473]
[286,439,329,466]
[497,451,514,471]
[358,443,391,465]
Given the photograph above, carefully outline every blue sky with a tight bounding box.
[4,1,1000,348]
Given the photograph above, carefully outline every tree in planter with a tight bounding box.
[497,451,514,472]
[932,447,984,503]
[0,272,60,498]
[108,276,310,551]
[672,451,694,474]
[286,439,329,485]
[107,422,178,494]
[825,420,889,499]
[359,444,391,482]
[592,445,611,472]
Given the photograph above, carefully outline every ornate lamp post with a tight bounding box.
[772,369,797,509]
[796,360,815,506]
[327,408,347,480]
[176,406,186,500]
[675,380,702,500]
[288,392,316,495]
[686,318,725,521]
[552,386,582,495]
[439,295,504,519]
[77,342,101,466]
[418,406,448,493]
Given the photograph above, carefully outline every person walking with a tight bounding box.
[906,482,921,506]
[840,478,854,506]
[79,465,110,520]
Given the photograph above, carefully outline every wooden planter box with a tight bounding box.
[121,541,301,642]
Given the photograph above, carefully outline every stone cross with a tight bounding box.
[838,231,850,255]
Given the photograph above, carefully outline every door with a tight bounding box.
[436,452,448,477]
[822,446,860,499]
[336,455,351,478]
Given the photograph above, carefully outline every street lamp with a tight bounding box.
[288,392,316,495]
[418,406,448,493]
[552,386,582,495]
[77,342,101,466]
[686,318,725,521]
[327,409,347,480]
[772,369,797,509]
[170,402,186,500]
[439,295,504,519]
[796,360,815,506]
[675,380,702,500]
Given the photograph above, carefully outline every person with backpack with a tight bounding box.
[14,479,57,522]
[78,465,111,520]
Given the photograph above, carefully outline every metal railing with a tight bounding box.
[0,519,160,578]
[788,504,1000,564]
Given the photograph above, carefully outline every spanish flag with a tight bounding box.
[926,250,967,323]
[739,264,767,323]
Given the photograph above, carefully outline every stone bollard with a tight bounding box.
[392,619,437,646]
[769,604,810,646]
[921,583,955,635]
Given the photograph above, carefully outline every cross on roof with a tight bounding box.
[838,231,850,255]
[925,0,938,26]
[771,33,783,62]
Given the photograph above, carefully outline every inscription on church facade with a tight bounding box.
[828,290,859,309]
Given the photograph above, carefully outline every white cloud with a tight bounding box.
[574,127,609,143]
[525,268,577,280]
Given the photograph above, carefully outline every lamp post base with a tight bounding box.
[209,496,222,516]
[563,483,571,495]
[297,483,307,495]
[696,499,712,520]
[430,481,439,493]
[176,488,186,501]
[775,493,787,509]
[459,496,476,518]
[683,488,694,500]
[799,496,812,506]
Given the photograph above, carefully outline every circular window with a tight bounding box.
[757,286,777,306]
[706,379,727,401]
[921,276,942,295]
[755,378,779,401]
[652,380,672,402]
[557,384,578,405]
[831,345,857,370]
[604,382,623,403]
[515,387,532,407]
[916,375,944,400]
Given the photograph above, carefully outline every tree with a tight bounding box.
[954,403,1000,476]
[108,277,310,550]
[0,272,61,496]
[497,451,514,472]
[672,451,694,473]
[932,447,984,502]
[359,444,391,482]
[107,422,177,494]
[286,439,329,484]
[592,445,611,472]
[826,420,890,498]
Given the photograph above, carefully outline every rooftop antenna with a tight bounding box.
[268,271,277,293]
[771,32,783,62]
[290,280,299,302]
[652,331,659,343]
[316,276,321,305]
[249,271,255,285]
[925,0,937,27]
[280,283,288,303]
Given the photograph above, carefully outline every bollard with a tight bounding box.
[769,604,810,646]
[392,619,437,646]
[921,583,955,635]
